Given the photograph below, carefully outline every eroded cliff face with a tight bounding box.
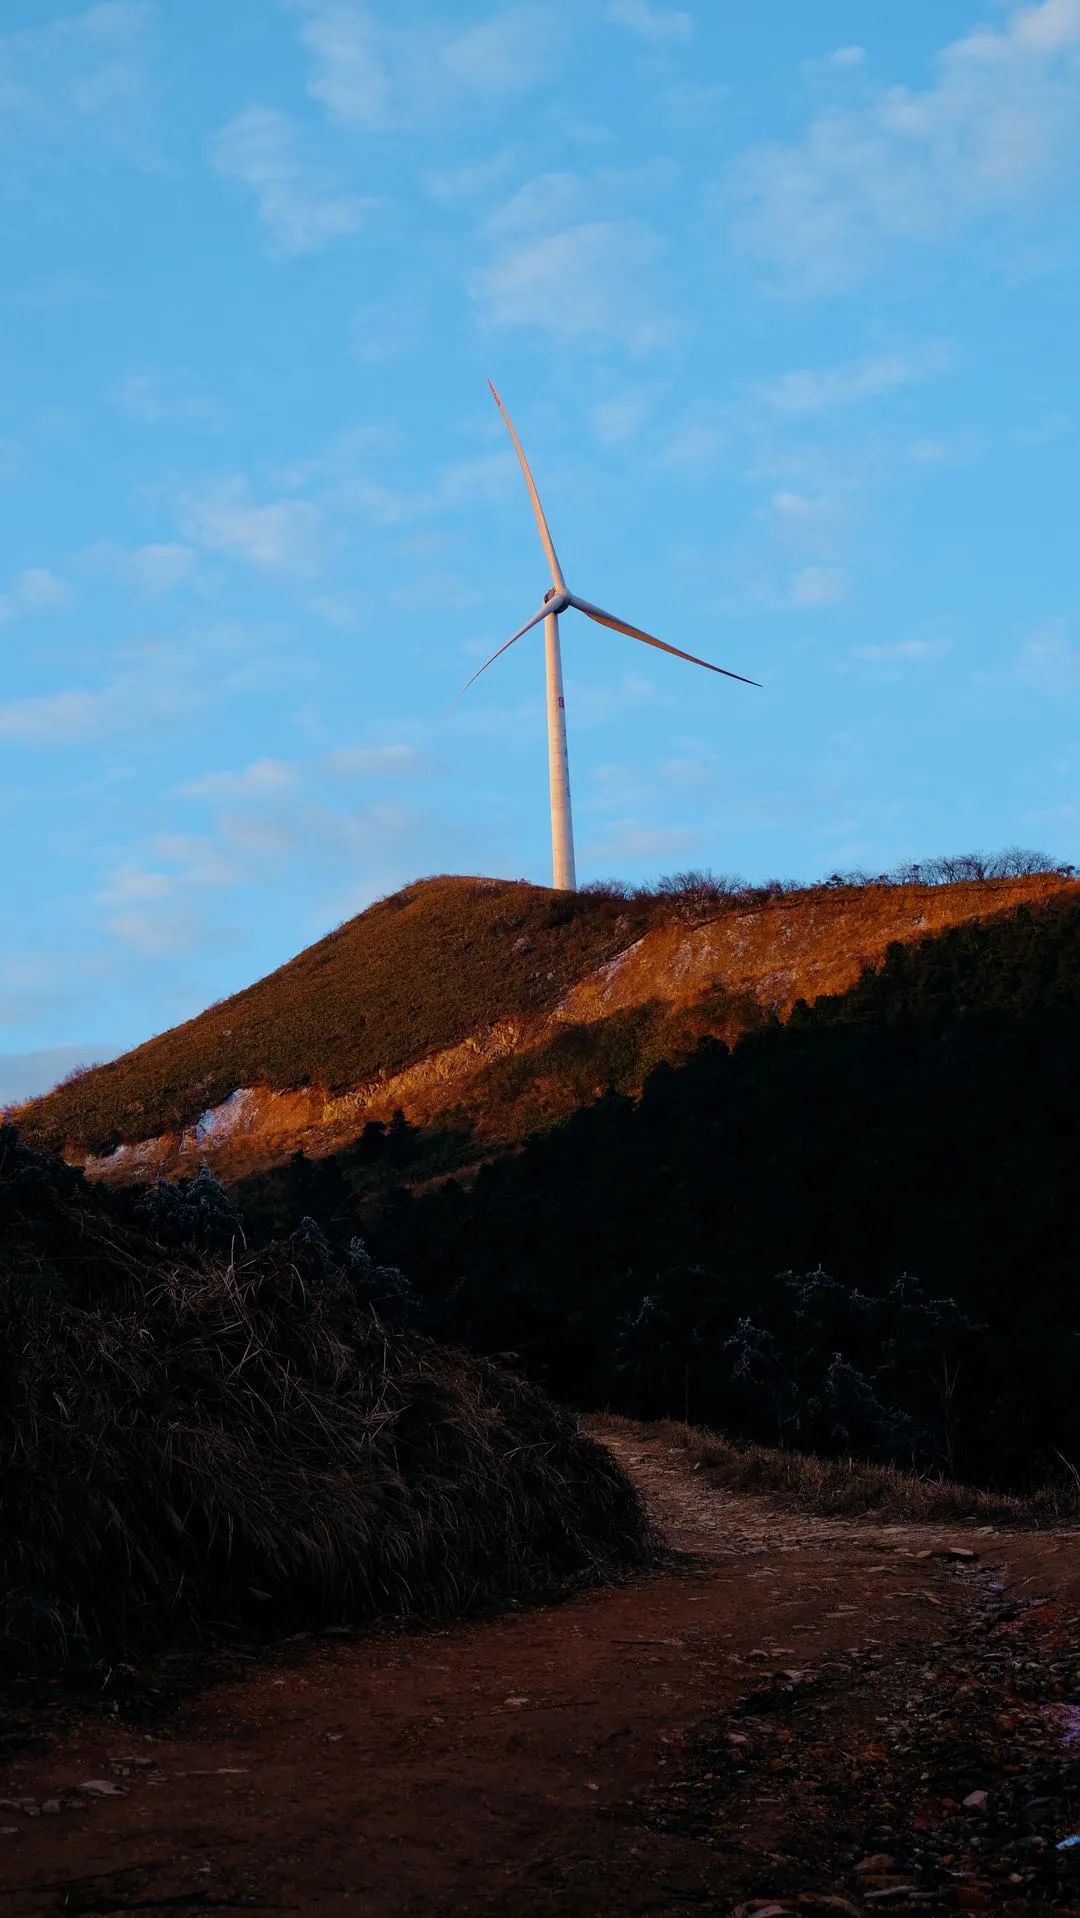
[73,874,1075,1186]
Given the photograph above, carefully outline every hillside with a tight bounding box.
[367,885,1080,1490]
[15,866,1077,1182]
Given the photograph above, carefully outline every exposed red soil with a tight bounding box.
[2,1426,1079,1917]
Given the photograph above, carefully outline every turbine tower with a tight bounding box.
[456,382,759,892]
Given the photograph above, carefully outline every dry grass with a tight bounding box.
[15,877,663,1154]
[597,1417,1080,1528]
[0,1132,654,1680]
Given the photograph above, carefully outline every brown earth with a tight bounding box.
[47,871,1077,1186]
[2,1423,1079,1917]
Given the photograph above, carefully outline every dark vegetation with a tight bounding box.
[16,852,1071,1156]
[0,1128,651,1681]
[230,888,1080,1496]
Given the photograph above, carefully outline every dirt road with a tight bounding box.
[2,1424,1079,1916]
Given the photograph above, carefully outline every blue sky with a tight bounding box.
[3,0,1080,1096]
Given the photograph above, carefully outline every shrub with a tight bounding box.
[0,1129,652,1678]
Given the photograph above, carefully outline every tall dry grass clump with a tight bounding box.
[0,1129,652,1679]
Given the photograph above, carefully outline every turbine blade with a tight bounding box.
[446,599,555,714]
[569,595,761,687]
[488,379,566,593]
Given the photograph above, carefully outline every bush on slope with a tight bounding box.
[0,1128,651,1679]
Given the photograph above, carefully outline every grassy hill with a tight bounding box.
[16,863,1077,1175]
[17,877,659,1155]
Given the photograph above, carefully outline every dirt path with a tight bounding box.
[2,1425,1079,1917]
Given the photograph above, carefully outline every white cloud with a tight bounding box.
[1016,617,1080,688]
[98,776,453,955]
[605,0,693,46]
[590,388,655,446]
[441,8,554,94]
[177,475,325,572]
[584,820,698,861]
[181,759,298,801]
[770,490,840,531]
[753,345,952,416]
[485,169,589,237]
[105,543,197,596]
[0,1,159,171]
[287,1,556,131]
[0,639,227,748]
[853,638,951,663]
[351,293,428,362]
[288,0,392,129]
[564,673,659,726]
[211,106,369,257]
[473,218,674,350]
[789,565,847,607]
[658,412,727,474]
[424,149,515,205]
[111,368,222,426]
[0,690,106,745]
[0,568,74,624]
[733,0,1080,292]
[325,743,430,777]
[334,446,516,529]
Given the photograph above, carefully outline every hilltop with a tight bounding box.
[15,863,1077,1182]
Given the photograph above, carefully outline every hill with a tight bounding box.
[14,863,1077,1183]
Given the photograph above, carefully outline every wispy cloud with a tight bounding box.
[0,568,74,625]
[98,769,447,954]
[110,368,223,427]
[732,0,1080,293]
[287,0,392,129]
[211,106,370,257]
[0,690,108,746]
[0,636,252,748]
[351,293,428,363]
[605,0,693,47]
[852,637,951,664]
[333,446,516,528]
[177,475,325,573]
[590,387,656,446]
[287,1,556,131]
[181,759,298,801]
[584,819,698,862]
[0,1,160,172]
[1015,617,1080,689]
[325,743,430,778]
[753,344,952,416]
[86,542,197,597]
[441,8,555,94]
[788,565,847,608]
[473,217,674,350]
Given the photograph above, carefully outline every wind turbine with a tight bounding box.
[455,381,759,892]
